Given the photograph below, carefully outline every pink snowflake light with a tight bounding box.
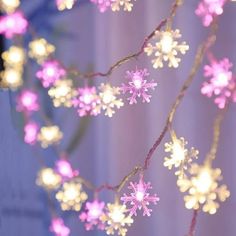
[16,90,39,113]
[36,60,66,88]
[79,200,105,231]
[121,68,157,104]
[73,86,101,116]
[55,159,78,179]
[195,0,227,27]
[24,122,39,145]
[201,58,236,109]
[50,218,70,236]
[90,0,112,12]
[0,11,28,38]
[121,175,160,216]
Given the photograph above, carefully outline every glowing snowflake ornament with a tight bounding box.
[2,46,25,68]
[0,11,28,38]
[195,0,227,27]
[97,83,124,117]
[1,68,23,89]
[177,163,230,214]
[36,168,62,190]
[121,176,159,216]
[90,0,112,12]
[55,159,78,180]
[36,60,66,88]
[48,79,77,107]
[56,180,88,211]
[24,122,39,145]
[100,202,133,236]
[164,135,199,176]
[121,68,157,104]
[145,29,189,68]
[29,38,55,64]
[73,86,101,117]
[56,0,77,11]
[111,0,136,11]
[201,58,236,109]
[80,200,105,230]
[50,218,70,236]
[0,0,20,13]
[16,90,39,113]
[37,125,63,148]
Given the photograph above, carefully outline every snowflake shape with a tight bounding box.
[37,125,63,148]
[56,180,88,211]
[100,202,133,236]
[201,58,236,109]
[121,68,157,104]
[56,0,77,11]
[73,86,101,116]
[0,68,23,90]
[55,159,78,180]
[164,135,199,176]
[195,0,227,27]
[48,79,77,107]
[121,176,159,216]
[144,29,189,68]
[2,46,25,68]
[90,0,112,12]
[177,163,230,214]
[80,200,105,231]
[0,11,28,38]
[111,0,136,11]
[97,83,124,117]
[50,218,70,236]
[36,60,66,88]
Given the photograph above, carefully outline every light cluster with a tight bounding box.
[50,218,70,236]
[0,0,20,13]
[145,29,189,68]
[201,57,236,109]
[56,0,77,11]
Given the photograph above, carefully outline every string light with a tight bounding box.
[2,46,25,68]
[24,122,39,145]
[56,0,77,11]
[0,68,23,90]
[111,0,136,12]
[49,218,70,236]
[56,180,88,211]
[90,0,112,12]
[55,159,78,179]
[37,125,63,148]
[0,0,20,13]
[145,29,189,68]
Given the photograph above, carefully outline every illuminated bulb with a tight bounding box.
[55,159,77,179]
[17,90,39,112]
[215,72,229,87]
[102,90,114,104]
[0,0,20,13]
[194,168,213,194]
[110,206,125,223]
[135,190,145,202]
[24,122,38,145]
[132,75,143,89]
[56,0,77,11]
[1,68,23,89]
[160,32,173,54]
[172,141,186,162]
[2,46,25,68]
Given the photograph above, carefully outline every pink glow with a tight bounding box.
[36,60,66,88]
[17,90,39,112]
[73,87,100,116]
[201,58,236,109]
[80,200,105,230]
[195,0,226,27]
[24,122,39,145]
[50,218,70,236]
[121,68,157,104]
[90,0,112,12]
[121,176,159,216]
[0,11,28,38]
[55,159,78,179]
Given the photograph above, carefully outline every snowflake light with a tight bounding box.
[50,218,70,236]
[0,0,20,13]
[1,68,23,90]
[177,163,230,214]
[48,79,77,107]
[56,180,88,211]
[16,90,39,113]
[29,38,55,64]
[121,176,159,216]
[121,68,157,104]
[36,168,62,190]
[201,58,236,109]
[97,83,124,117]
[80,200,105,230]
[195,0,227,27]
[0,11,28,38]
[73,86,101,116]
[24,122,39,145]
[144,29,189,68]
[56,0,77,11]
[2,46,25,68]
[100,202,133,236]
[55,159,78,179]
[164,135,199,176]
[37,125,63,148]
[90,0,112,12]
[36,60,66,88]
[111,0,136,12]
